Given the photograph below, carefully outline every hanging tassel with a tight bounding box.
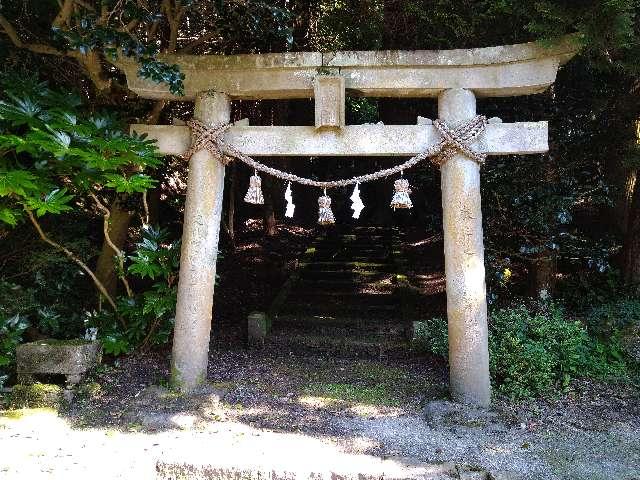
[284,181,295,218]
[244,170,264,204]
[350,183,364,219]
[317,189,335,225]
[390,177,413,210]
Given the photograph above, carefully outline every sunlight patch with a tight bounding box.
[298,395,340,408]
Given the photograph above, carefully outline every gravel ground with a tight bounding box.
[1,349,638,479]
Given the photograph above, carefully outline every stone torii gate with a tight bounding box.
[120,38,578,406]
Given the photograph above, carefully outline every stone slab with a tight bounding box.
[314,75,346,128]
[247,311,269,347]
[16,340,102,378]
[131,122,547,157]
[114,36,579,100]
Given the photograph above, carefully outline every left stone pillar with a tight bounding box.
[171,92,230,392]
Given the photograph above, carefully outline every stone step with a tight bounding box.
[302,269,393,280]
[309,256,392,264]
[286,290,396,302]
[285,289,397,302]
[275,314,410,332]
[313,247,393,259]
[296,278,396,291]
[267,332,410,359]
[279,302,398,316]
[274,318,407,337]
[301,261,398,272]
[310,241,391,247]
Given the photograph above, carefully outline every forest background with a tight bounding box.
[0,0,639,398]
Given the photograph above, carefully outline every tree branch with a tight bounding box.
[0,14,65,56]
[73,0,96,12]
[90,193,133,298]
[162,0,186,53]
[178,31,218,54]
[26,210,120,316]
[52,0,75,29]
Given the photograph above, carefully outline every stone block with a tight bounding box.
[314,75,345,129]
[16,339,102,385]
[247,312,269,347]
[423,400,502,429]
[458,468,489,480]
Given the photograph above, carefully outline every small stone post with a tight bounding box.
[171,92,230,392]
[438,88,491,406]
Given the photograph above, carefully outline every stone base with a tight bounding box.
[247,312,269,348]
[16,339,102,386]
[423,400,502,430]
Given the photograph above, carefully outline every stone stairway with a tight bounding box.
[269,226,412,359]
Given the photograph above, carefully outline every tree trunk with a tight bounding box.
[529,255,557,298]
[95,197,133,299]
[262,174,278,236]
[228,162,236,243]
[623,175,640,291]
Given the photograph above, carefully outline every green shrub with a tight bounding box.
[0,314,29,388]
[86,225,180,356]
[413,302,628,399]
[411,317,448,357]
[587,297,640,336]
[489,303,591,398]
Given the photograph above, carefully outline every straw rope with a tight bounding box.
[184,115,488,189]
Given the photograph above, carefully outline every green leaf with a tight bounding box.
[0,206,18,226]
[127,258,163,279]
[0,170,38,196]
[25,188,74,216]
[104,173,156,193]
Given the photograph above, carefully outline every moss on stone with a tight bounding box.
[31,339,93,346]
[77,381,102,399]
[8,383,65,410]
[304,382,399,407]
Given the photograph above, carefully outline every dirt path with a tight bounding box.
[2,350,638,479]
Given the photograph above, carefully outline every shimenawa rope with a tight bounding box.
[184,115,488,189]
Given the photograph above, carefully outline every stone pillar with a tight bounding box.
[171,92,230,392]
[438,88,491,406]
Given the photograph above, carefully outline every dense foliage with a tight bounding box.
[413,301,632,399]
[89,226,181,356]
[0,1,638,396]
[0,76,159,227]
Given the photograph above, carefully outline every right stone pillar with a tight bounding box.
[438,88,491,406]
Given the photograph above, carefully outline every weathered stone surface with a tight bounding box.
[438,89,491,406]
[314,75,345,129]
[131,122,548,157]
[458,470,489,480]
[171,92,230,393]
[247,311,269,348]
[423,400,501,429]
[114,36,578,100]
[490,471,526,480]
[16,339,102,384]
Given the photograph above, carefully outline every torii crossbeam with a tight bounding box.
[122,37,578,406]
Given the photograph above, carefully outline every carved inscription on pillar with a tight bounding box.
[314,75,345,129]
